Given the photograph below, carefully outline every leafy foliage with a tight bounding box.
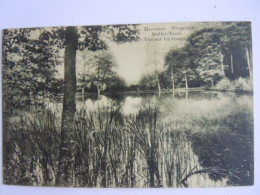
[163,22,252,89]
[2,28,62,110]
[2,24,140,110]
[78,49,120,94]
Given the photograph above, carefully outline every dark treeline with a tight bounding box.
[139,22,253,91]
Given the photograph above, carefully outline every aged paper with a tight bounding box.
[2,22,253,187]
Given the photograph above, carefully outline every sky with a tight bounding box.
[108,41,147,85]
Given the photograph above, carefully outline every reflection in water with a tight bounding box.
[71,91,253,187]
[81,95,111,111]
[122,96,142,115]
[8,90,252,187]
[186,90,189,99]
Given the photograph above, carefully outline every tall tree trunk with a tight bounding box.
[171,71,175,92]
[56,26,78,186]
[157,74,161,97]
[219,51,225,76]
[230,53,234,74]
[245,45,252,78]
[184,73,188,89]
[82,57,86,101]
[148,162,155,187]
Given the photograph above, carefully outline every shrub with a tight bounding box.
[216,77,253,92]
[216,78,233,91]
[234,77,253,92]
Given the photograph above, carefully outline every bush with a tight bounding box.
[216,78,233,91]
[234,77,253,92]
[216,77,253,92]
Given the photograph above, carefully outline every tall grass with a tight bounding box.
[3,99,253,187]
[3,109,60,186]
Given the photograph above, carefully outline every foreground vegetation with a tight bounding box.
[3,96,253,187]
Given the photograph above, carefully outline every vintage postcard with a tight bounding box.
[2,22,254,187]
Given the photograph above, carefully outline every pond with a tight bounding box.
[72,90,254,187]
[4,90,254,187]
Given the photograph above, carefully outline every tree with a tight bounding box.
[187,22,252,82]
[164,22,252,89]
[139,72,159,90]
[78,49,88,99]
[221,22,252,79]
[195,46,224,86]
[56,24,139,186]
[153,50,162,96]
[143,45,164,96]
[56,26,78,186]
[187,28,225,86]
[164,46,199,89]
[165,49,186,90]
[79,50,117,97]
[103,74,126,92]
[2,28,62,110]
[3,24,139,186]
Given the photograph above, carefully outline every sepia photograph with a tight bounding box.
[2,22,254,188]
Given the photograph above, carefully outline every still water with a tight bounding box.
[47,90,254,187]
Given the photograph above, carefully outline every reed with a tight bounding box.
[3,100,253,187]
